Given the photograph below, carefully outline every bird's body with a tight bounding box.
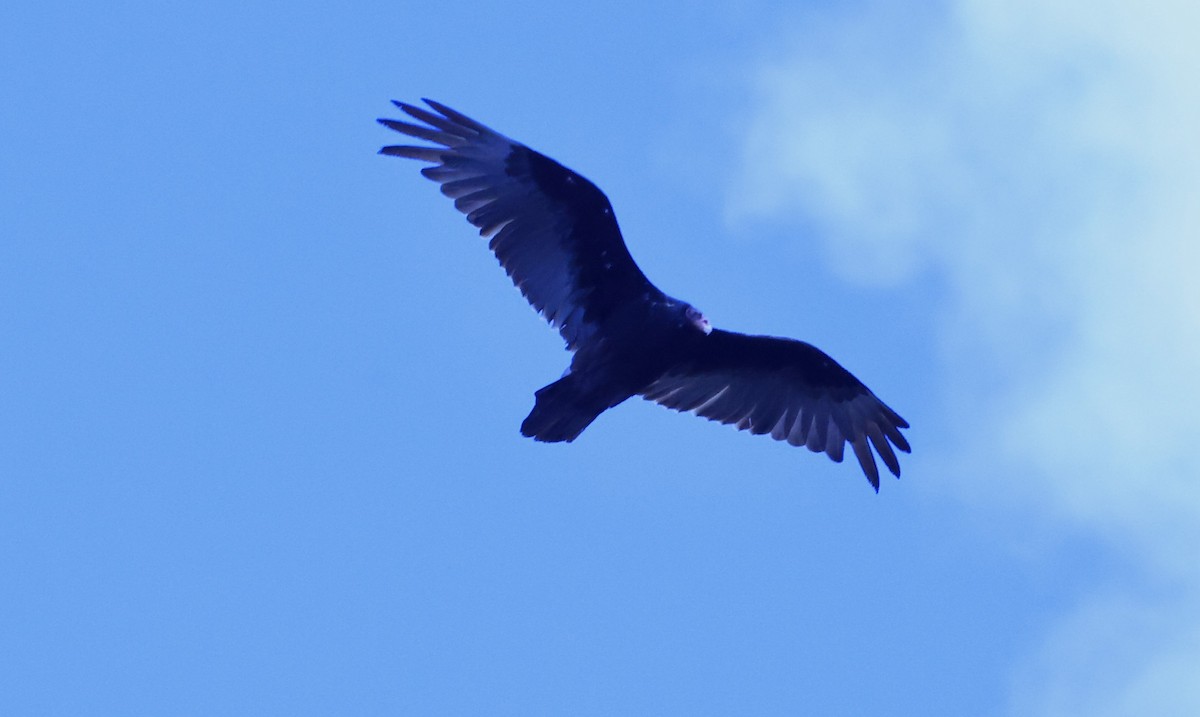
[379,100,910,490]
[523,295,708,443]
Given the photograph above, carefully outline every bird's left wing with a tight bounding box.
[641,329,910,490]
[378,99,661,350]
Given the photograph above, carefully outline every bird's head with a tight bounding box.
[683,303,712,335]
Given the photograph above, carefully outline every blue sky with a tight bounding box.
[3,1,1197,715]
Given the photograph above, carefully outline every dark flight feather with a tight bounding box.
[640,330,909,490]
[380,100,659,350]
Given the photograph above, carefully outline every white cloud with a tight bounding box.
[730,1,1200,713]
[1008,592,1200,717]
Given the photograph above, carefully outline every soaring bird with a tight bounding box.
[378,100,910,490]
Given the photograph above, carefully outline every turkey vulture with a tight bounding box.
[378,99,910,490]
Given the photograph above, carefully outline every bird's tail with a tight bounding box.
[520,375,608,443]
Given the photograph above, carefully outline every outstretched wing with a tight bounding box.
[642,330,910,490]
[378,99,662,350]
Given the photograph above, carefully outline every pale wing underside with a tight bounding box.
[642,330,910,490]
[379,100,659,350]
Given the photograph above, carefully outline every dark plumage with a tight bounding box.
[378,99,910,490]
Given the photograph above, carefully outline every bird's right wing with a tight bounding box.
[641,330,910,490]
[378,99,662,350]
